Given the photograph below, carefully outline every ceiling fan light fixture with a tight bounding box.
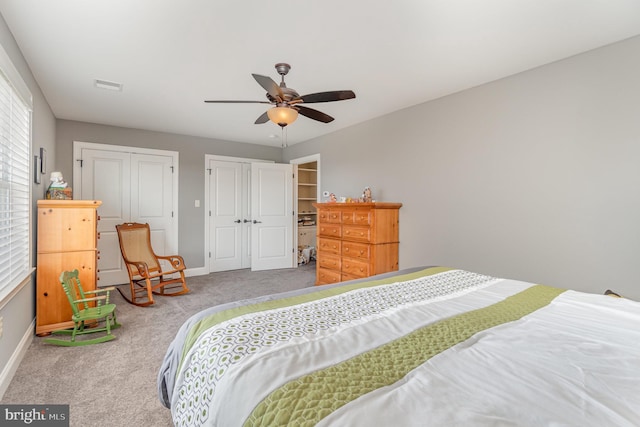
[267,106,298,127]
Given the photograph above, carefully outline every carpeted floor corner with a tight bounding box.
[1,263,316,427]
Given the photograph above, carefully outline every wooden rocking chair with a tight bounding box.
[44,270,120,346]
[115,222,189,306]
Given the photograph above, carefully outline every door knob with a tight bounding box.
[234,219,241,223]
[253,220,262,224]
[243,219,250,223]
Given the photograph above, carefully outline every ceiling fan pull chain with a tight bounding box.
[280,126,289,148]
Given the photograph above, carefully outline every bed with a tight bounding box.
[157,267,640,426]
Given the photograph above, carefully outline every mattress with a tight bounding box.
[157,266,640,426]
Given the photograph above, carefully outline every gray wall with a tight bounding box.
[0,13,56,392]
[55,120,283,267]
[285,35,640,300]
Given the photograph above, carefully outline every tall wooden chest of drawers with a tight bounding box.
[36,200,101,335]
[313,202,402,285]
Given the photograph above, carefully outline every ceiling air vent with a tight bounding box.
[94,79,123,91]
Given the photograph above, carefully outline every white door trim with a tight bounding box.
[289,153,321,201]
[290,154,321,257]
[204,155,274,273]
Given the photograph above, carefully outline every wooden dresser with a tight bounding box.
[313,202,402,285]
[36,200,101,335]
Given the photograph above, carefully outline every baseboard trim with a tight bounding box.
[185,266,208,277]
[0,319,34,400]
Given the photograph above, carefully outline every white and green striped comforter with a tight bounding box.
[158,267,640,426]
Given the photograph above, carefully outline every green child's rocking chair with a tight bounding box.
[44,270,120,346]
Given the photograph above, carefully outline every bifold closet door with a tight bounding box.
[78,148,175,286]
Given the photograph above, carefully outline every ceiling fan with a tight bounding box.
[204,63,355,127]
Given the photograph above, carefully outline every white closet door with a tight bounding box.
[209,160,243,272]
[79,149,131,285]
[131,153,175,257]
[76,143,178,286]
[250,162,294,271]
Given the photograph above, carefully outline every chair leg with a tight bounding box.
[145,278,154,304]
[152,271,190,297]
[111,311,120,329]
[117,278,155,307]
[71,323,79,342]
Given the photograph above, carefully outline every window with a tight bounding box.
[0,44,32,304]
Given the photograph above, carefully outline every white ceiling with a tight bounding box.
[1,1,640,147]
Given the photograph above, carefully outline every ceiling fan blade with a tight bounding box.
[299,90,355,103]
[296,105,334,123]
[252,74,284,101]
[204,100,271,104]
[254,111,269,124]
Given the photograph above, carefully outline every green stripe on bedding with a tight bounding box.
[179,267,452,367]
[244,284,566,427]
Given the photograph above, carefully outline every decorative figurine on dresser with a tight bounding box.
[313,201,402,285]
[36,200,101,335]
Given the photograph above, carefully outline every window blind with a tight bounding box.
[0,66,32,302]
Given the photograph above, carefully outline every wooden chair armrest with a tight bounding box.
[83,287,115,304]
[156,254,186,270]
[124,260,151,278]
[75,295,107,304]
[84,287,116,295]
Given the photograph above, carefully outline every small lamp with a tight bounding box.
[267,106,298,128]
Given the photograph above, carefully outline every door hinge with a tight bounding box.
[209,210,211,217]
[207,168,212,175]
[171,211,174,217]
[209,252,211,258]
[76,159,83,167]
[170,166,174,173]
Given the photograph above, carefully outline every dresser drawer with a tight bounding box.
[342,225,370,242]
[317,267,342,285]
[341,258,369,278]
[342,241,370,260]
[317,237,341,255]
[318,253,341,270]
[318,224,341,238]
[340,210,354,224]
[352,211,371,225]
[318,210,341,224]
[340,210,371,225]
